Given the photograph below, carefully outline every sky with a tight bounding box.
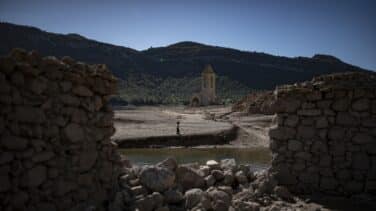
[0,0,375,70]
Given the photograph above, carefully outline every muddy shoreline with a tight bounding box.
[115,126,238,148]
[112,106,274,149]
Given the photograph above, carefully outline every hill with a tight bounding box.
[0,22,371,104]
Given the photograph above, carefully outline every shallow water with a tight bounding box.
[120,147,272,171]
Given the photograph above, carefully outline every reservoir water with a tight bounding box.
[121,147,271,171]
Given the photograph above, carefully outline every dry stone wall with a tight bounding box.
[0,49,123,210]
[269,72,376,195]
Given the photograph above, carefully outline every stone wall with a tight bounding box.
[0,49,123,210]
[232,90,276,114]
[269,72,376,195]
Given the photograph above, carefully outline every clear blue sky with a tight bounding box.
[1,0,375,70]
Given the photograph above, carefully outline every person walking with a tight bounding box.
[176,121,181,135]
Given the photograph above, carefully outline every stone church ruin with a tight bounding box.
[190,64,217,106]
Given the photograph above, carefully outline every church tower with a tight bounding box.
[201,64,216,105]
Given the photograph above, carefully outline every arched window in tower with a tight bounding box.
[210,76,214,88]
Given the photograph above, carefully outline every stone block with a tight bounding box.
[73,85,93,97]
[25,165,47,187]
[315,117,328,128]
[1,134,28,150]
[352,98,370,111]
[352,153,370,170]
[332,99,350,111]
[284,115,299,127]
[345,181,363,193]
[297,109,321,116]
[320,177,338,190]
[274,98,301,113]
[297,126,315,139]
[319,155,331,167]
[269,126,296,140]
[64,123,86,143]
[299,172,319,185]
[317,100,332,109]
[352,133,374,144]
[328,127,345,141]
[336,112,358,126]
[14,106,46,123]
[288,140,302,151]
[271,164,297,185]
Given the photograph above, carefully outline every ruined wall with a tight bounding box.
[0,49,123,210]
[269,72,376,195]
[232,90,276,114]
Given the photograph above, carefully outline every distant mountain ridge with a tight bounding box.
[0,22,371,104]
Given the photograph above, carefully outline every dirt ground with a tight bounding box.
[112,105,275,148]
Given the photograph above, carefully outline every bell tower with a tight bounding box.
[201,64,216,105]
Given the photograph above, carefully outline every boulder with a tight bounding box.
[223,171,234,185]
[131,185,148,196]
[155,206,170,211]
[273,186,293,201]
[220,158,237,172]
[185,188,204,209]
[254,173,277,195]
[139,167,175,192]
[164,189,184,204]
[211,170,225,181]
[208,189,231,210]
[232,200,260,211]
[206,160,220,170]
[235,171,248,184]
[212,199,229,211]
[150,192,164,209]
[133,196,154,211]
[205,175,216,187]
[157,157,178,172]
[198,165,210,177]
[217,186,233,196]
[176,166,205,190]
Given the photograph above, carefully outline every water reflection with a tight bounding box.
[121,147,271,171]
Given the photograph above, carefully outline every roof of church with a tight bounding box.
[202,64,215,74]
